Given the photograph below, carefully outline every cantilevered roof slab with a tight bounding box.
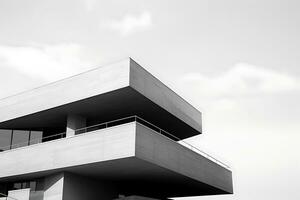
[0,58,202,139]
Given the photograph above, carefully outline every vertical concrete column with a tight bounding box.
[66,115,86,137]
[43,173,65,200]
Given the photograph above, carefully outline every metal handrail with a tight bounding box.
[0,115,230,169]
[75,115,231,169]
[75,115,135,133]
[133,116,231,170]
[0,132,66,152]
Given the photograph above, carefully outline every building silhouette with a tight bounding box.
[0,58,233,200]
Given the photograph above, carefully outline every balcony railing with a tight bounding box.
[0,116,230,170]
[0,132,66,152]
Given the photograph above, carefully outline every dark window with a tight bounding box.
[0,130,12,151]
[22,182,28,189]
[11,130,30,149]
[12,181,37,191]
[29,131,43,145]
[13,183,21,190]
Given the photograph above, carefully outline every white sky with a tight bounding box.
[0,0,299,199]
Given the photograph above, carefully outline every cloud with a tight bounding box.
[104,12,153,36]
[0,43,93,82]
[178,63,300,112]
[180,63,299,98]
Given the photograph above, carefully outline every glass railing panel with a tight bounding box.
[11,130,30,149]
[0,130,12,152]
[29,131,43,145]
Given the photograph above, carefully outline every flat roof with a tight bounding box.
[0,58,202,139]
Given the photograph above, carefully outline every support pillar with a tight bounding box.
[66,115,86,137]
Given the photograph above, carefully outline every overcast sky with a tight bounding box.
[0,0,299,199]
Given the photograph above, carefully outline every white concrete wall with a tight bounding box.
[135,123,233,194]
[0,123,136,178]
[8,188,30,200]
[0,122,232,197]
[129,58,202,133]
[43,173,64,200]
[0,58,202,137]
[0,59,130,123]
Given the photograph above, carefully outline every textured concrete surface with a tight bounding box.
[129,59,202,134]
[8,188,30,200]
[135,123,233,194]
[0,123,136,178]
[0,59,130,124]
[0,122,232,197]
[0,58,202,139]
[43,173,64,200]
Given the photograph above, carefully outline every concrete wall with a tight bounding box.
[0,123,136,178]
[63,173,116,200]
[0,122,232,197]
[30,191,44,200]
[0,59,130,123]
[0,58,202,138]
[43,173,64,200]
[135,123,233,194]
[8,188,30,200]
[129,58,202,134]
[66,115,86,137]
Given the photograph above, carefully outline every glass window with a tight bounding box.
[11,181,37,191]
[0,129,12,151]
[11,130,30,149]
[29,131,43,145]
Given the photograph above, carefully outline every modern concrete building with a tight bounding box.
[0,58,233,200]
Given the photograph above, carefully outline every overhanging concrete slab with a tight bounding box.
[0,58,202,139]
[0,122,232,198]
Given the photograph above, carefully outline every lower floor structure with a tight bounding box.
[0,120,232,200]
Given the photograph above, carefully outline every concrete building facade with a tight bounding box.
[0,58,233,200]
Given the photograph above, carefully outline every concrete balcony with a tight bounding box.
[0,189,43,200]
[0,120,232,198]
